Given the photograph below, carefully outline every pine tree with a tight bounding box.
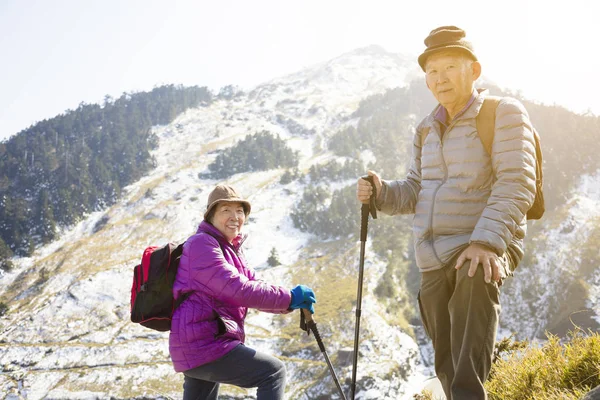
[0,84,213,255]
[35,190,56,244]
[267,247,281,267]
[0,237,13,271]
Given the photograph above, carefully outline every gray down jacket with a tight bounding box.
[378,89,537,272]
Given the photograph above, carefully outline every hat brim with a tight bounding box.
[418,46,478,71]
[204,198,251,221]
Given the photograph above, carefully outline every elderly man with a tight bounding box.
[357,26,537,399]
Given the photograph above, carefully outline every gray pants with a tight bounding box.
[418,256,506,400]
[182,344,287,400]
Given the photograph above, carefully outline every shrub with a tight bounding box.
[280,168,301,184]
[0,238,13,272]
[291,184,358,239]
[485,329,600,399]
[308,159,363,183]
[267,248,281,267]
[416,330,600,399]
[0,258,13,272]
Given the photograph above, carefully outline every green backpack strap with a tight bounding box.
[476,96,502,155]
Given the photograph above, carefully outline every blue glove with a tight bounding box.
[289,285,317,314]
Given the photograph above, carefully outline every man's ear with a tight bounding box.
[472,61,482,80]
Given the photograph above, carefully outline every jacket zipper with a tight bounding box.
[218,234,249,320]
[428,121,455,265]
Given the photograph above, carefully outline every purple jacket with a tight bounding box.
[169,221,292,372]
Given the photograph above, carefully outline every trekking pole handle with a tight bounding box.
[361,175,377,220]
[302,308,314,323]
[302,309,326,353]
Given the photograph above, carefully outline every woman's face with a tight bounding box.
[211,202,246,242]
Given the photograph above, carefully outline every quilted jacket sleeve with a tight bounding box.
[377,125,423,216]
[185,234,292,312]
[254,280,294,315]
[470,98,537,255]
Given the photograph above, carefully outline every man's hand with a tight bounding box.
[356,170,382,204]
[455,243,500,283]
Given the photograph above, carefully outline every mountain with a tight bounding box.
[1,45,599,399]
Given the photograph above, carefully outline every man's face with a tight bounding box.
[425,52,480,113]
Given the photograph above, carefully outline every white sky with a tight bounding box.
[1,0,598,141]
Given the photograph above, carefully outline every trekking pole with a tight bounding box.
[300,309,347,400]
[351,175,377,400]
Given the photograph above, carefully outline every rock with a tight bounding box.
[337,348,353,366]
[583,385,600,400]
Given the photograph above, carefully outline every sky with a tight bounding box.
[1,0,599,141]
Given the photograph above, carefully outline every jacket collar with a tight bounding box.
[422,88,489,134]
[197,220,247,251]
[434,89,479,124]
[460,88,489,120]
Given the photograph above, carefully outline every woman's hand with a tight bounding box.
[289,285,317,314]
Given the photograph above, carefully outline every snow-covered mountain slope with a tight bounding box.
[0,47,430,399]
[500,170,600,339]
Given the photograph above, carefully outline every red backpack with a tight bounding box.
[130,242,186,331]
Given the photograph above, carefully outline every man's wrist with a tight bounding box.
[470,241,500,256]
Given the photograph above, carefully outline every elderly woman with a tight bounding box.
[170,184,316,400]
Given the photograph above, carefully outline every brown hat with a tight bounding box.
[203,184,251,221]
[417,26,477,71]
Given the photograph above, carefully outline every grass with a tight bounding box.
[126,175,167,205]
[416,329,600,399]
[283,239,360,345]
[487,329,600,399]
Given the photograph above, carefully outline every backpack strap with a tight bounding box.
[422,97,500,153]
[476,97,502,155]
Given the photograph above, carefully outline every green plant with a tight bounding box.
[267,247,281,267]
[207,131,298,178]
[485,329,600,399]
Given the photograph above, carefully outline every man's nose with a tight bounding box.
[437,70,448,83]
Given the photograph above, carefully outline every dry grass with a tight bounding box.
[413,329,600,400]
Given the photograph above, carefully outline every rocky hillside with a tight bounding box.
[0,46,429,399]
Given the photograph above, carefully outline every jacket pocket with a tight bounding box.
[213,313,243,340]
[215,315,227,338]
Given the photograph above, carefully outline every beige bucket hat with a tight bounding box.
[203,184,252,221]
